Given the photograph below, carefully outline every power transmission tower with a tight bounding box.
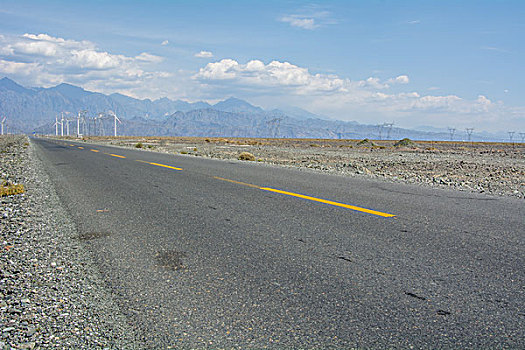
[384,122,394,140]
[267,118,282,138]
[508,131,515,143]
[99,114,106,136]
[448,127,456,141]
[465,128,474,142]
[377,124,384,140]
[519,132,525,143]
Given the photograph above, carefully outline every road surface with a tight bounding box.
[32,137,524,348]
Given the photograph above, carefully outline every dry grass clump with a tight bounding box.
[238,152,256,161]
[1,180,24,197]
[394,138,417,148]
[356,138,375,147]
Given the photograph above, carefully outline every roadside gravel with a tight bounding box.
[1,135,141,349]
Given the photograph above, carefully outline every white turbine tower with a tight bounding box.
[54,116,62,136]
[1,116,6,135]
[108,110,121,137]
[77,111,81,137]
[60,112,65,136]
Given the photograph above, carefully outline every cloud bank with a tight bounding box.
[0,33,170,97]
[0,33,520,131]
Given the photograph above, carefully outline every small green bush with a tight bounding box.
[135,142,143,148]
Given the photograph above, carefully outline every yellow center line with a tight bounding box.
[213,176,395,217]
[109,153,126,158]
[78,146,84,149]
[136,160,182,170]
[259,187,396,218]
[213,176,260,189]
[90,149,99,153]
[69,144,75,146]
[149,162,183,171]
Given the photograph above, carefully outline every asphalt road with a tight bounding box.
[32,137,524,348]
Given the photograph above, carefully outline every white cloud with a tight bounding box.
[161,40,169,46]
[195,51,214,58]
[280,16,318,30]
[135,52,164,63]
[0,59,40,75]
[195,59,345,92]
[0,33,170,95]
[69,49,123,69]
[195,59,411,94]
[194,58,518,131]
[279,8,335,30]
[390,75,409,84]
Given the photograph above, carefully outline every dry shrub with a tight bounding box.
[238,152,256,161]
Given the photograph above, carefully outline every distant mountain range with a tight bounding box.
[0,77,505,141]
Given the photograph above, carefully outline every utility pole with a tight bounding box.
[448,127,456,141]
[519,132,525,143]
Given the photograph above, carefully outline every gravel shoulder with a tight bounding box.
[81,136,524,199]
[1,135,142,349]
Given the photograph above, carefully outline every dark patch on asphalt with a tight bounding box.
[208,205,217,210]
[405,292,426,301]
[76,231,112,240]
[338,256,353,262]
[297,238,305,243]
[54,162,68,166]
[437,309,451,316]
[155,250,187,271]
[400,229,409,233]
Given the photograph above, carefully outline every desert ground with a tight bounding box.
[71,136,524,199]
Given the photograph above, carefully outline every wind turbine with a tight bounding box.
[60,112,65,136]
[108,110,121,137]
[54,116,62,136]
[1,117,6,135]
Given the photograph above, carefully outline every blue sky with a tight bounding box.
[0,0,523,132]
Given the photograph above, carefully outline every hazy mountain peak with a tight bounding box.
[0,77,32,94]
[213,97,264,113]
[48,83,92,100]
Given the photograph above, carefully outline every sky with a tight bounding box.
[0,0,524,132]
